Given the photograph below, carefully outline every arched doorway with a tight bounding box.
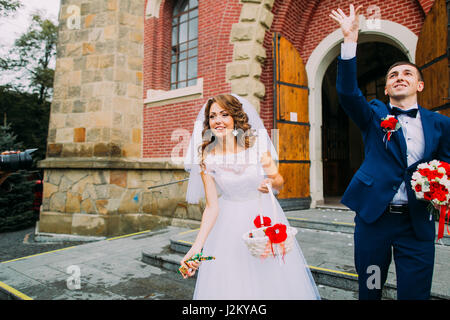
[321,42,407,203]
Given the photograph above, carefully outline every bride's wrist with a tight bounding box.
[191,241,203,252]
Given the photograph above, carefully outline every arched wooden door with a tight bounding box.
[273,33,310,210]
[416,0,450,117]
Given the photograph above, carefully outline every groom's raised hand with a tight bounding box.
[329,4,363,43]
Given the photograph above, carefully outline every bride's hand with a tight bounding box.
[258,178,273,194]
[179,244,202,279]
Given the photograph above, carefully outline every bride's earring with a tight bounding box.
[232,124,239,136]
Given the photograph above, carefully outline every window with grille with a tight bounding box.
[171,0,198,89]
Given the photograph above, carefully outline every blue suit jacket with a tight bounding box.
[337,56,450,241]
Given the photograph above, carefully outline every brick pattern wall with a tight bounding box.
[142,0,434,157]
[143,0,242,158]
[259,0,431,133]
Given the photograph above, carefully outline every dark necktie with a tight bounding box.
[391,107,418,118]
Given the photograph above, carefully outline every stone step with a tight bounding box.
[142,223,450,300]
[141,248,359,300]
[284,209,450,246]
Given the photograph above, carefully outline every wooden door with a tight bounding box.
[416,0,450,117]
[273,33,310,209]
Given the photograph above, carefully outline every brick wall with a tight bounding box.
[259,0,431,132]
[142,0,434,158]
[143,0,242,158]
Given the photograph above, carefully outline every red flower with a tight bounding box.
[438,161,450,174]
[254,216,272,228]
[415,184,422,192]
[381,117,398,131]
[265,223,287,244]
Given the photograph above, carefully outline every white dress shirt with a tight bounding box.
[341,43,425,204]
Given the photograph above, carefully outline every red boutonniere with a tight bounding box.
[381,115,401,146]
[253,215,272,228]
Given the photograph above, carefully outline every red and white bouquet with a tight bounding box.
[411,160,450,240]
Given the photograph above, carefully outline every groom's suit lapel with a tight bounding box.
[391,120,408,167]
[418,106,433,160]
[378,102,408,167]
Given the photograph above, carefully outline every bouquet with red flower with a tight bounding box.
[411,160,450,241]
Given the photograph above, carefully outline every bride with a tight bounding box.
[182,94,320,300]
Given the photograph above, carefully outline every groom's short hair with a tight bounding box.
[385,61,424,83]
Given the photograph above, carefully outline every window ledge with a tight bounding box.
[144,78,203,107]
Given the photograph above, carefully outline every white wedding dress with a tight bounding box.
[193,145,320,300]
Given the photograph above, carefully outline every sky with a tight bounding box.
[0,0,60,88]
[1,0,60,48]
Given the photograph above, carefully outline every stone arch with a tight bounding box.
[145,0,163,18]
[305,19,418,206]
[226,0,275,111]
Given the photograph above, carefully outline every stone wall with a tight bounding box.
[38,0,206,237]
[39,160,202,236]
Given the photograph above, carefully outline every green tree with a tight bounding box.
[0,0,22,69]
[0,86,50,161]
[0,0,21,17]
[5,12,57,103]
[0,124,36,232]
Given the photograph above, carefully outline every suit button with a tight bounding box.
[393,186,398,191]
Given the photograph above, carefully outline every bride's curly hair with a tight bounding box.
[199,94,256,171]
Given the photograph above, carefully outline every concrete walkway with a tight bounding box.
[0,208,448,300]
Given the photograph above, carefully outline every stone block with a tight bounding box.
[132,128,141,143]
[110,170,127,188]
[47,170,63,186]
[263,0,275,9]
[240,4,260,22]
[71,213,107,236]
[259,6,274,29]
[118,190,140,214]
[93,142,121,157]
[230,78,249,96]
[56,58,74,72]
[142,192,156,214]
[108,0,118,11]
[85,14,96,28]
[73,127,86,142]
[231,24,254,42]
[72,175,92,193]
[81,198,96,214]
[43,182,58,200]
[49,192,67,212]
[103,25,115,40]
[66,192,82,213]
[122,143,141,158]
[82,42,95,55]
[86,128,101,142]
[95,199,109,215]
[98,54,115,68]
[121,143,141,158]
[72,99,85,113]
[56,128,74,143]
[226,62,250,80]
[39,211,73,234]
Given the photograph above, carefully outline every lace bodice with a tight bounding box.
[203,146,265,201]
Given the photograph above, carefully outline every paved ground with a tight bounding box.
[0,208,448,300]
[0,225,90,263]
[0,226,196,300]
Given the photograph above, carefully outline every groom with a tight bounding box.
[330,5,450,299]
